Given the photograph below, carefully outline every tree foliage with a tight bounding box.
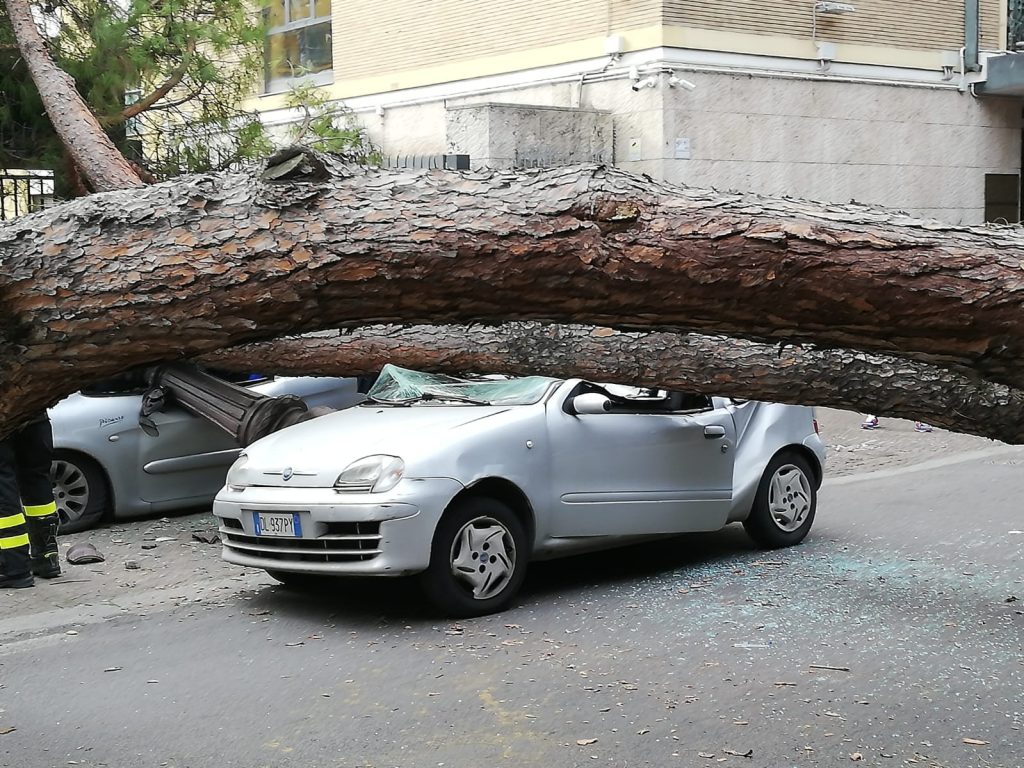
[1,0,266,186]
[0,0,376,194]
[275,81,378,159]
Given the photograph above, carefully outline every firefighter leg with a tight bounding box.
[25,503,61,578]
[14,417,61,578]
[0,511,33,588]
[0,437,33,588]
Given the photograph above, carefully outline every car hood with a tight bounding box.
[233,403,515,487]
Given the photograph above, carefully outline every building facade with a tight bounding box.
[256,1,1024,224]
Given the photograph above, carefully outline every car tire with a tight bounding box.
[743,451,817,548]
[52,452,110,534]
[419,497,529,618]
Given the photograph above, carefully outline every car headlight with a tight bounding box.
[226,452,248,491]
[334,455,405,493]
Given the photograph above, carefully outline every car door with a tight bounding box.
[135,375,367,506]
[546,384,736,536]
[135,405,241,505]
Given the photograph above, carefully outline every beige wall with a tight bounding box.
[250,0,1008,106]
[663,0,1003,51]
[331,0,659,82]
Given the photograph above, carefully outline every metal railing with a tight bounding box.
[0,153,477,222]
[512,152,609,168]
[381,154,469,170]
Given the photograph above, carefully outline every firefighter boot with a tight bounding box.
[0,545,34,588]
[27,514,61,578]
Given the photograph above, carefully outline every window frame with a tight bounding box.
[263,0,334,94]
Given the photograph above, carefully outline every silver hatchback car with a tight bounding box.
[49,373,366,532]
[214,366,826,616]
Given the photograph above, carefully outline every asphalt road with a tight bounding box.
[1,452,1021,768]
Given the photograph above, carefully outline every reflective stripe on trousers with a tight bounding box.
[0,511,30,549]
[24,501,57,518]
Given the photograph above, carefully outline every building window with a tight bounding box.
[984,173,1020,224]
[265,0,333,93]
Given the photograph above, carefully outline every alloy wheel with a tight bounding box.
[51,460,90,526]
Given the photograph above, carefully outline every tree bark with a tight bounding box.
[199,324,1022,444]
[2,0,143,192]
[3,149,1024,433]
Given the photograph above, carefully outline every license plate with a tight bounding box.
[253,511,302,537]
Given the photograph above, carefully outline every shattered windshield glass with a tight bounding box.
[367,364,558,406]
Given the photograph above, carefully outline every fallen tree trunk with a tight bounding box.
[3,149,1024,432]
[200,324,1020,444]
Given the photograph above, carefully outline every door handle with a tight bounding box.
[704,425,727,439]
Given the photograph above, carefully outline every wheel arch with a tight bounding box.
[449,477,536,547]
[779,444,824,489]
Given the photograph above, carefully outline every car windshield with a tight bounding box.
[367,364,558,406]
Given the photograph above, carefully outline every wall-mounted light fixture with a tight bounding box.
[812,1,855,41]
[816,40,838,71]
[940,50,959,81]
[815,1,856,12]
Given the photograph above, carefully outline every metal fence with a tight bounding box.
[0,153,479,222]
[512,152,608,168]
[0,170,56,221]
[381,154,470,170]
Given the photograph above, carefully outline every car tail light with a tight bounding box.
[813,418,820,434]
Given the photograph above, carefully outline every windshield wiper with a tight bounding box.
[366,394,415,406]
[418,391,490,405]
[366,392,489,405]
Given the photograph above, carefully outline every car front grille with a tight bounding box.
[220,520,382,563]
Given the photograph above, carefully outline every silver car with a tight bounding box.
[49,374,365,532]
[214,365,826,616]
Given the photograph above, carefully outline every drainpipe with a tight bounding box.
[965,0,980,71]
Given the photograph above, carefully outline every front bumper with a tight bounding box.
[802,433,827,486]
[212,478,463,576]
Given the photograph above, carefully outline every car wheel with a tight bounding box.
[743,451,817,548]
[51,453,110,534]
[420,497,529,618]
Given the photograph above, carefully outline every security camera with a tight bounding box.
[631,76,657,91]
[668,75,697,91]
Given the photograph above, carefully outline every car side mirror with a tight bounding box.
[571,393,613,415]
[138,386,166,437]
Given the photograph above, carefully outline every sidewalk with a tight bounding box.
[1,408,1015,639]
[0,511,272,641]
